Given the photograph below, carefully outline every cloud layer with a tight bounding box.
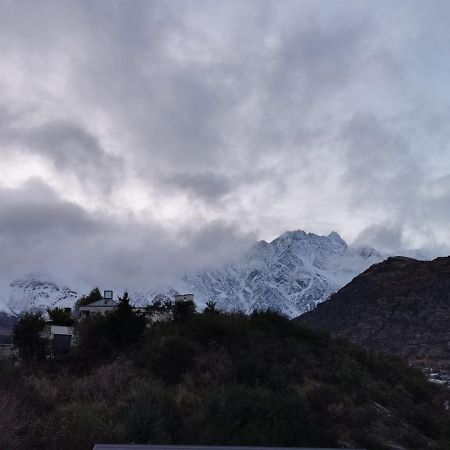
[1,0,450,287]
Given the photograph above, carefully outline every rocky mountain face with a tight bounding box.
[298,256,450,380]
[0,230,382,318]
[169,230,382,317]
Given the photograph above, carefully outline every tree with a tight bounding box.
[145,299,173,323]
[204,301,218,313]
[75,287,103,309]
[12,311,48,362]
[105,292,146,346]
[172,299,196,323]
[47,307,74,326]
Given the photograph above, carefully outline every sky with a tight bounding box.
[1,0,450,289]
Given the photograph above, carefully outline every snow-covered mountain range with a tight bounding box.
[1,274,79,315]
[0,230,384,318]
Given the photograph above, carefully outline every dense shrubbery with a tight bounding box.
[2,303,450,450]
[47,307,74,326]
[74,287,103,309]
[12,311,48,362]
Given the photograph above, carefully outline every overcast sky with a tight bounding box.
[1,0,450,288]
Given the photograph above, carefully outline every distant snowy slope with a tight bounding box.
[5,273,79,315]
[0,230,384,318]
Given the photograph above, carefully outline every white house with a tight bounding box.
[79,298,118,319]
[43,323,74,355]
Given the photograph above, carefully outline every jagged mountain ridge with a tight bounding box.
[0,230,383,318]
[166,230,383,316]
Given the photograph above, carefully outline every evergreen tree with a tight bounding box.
[12,311,48,361]
[75,287,103,309]
[172,299,196,322]
[106,292,146,346]
[205,300,217,313]
[47,307,74,326]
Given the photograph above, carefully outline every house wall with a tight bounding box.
[79,306,117,318]
[50,325,73,336]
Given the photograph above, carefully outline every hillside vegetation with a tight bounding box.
[1,301,449,450]
[299,256,450,378]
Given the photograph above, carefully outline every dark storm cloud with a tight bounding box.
[0,180,98,240]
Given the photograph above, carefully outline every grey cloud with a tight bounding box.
[354,224,405,254]
[0,105,122,193]
[342,113,450,253]
[0,180,253,290]
[27,120,122,192]
[0,179,98,240]
[1,0,450,267]
[163,171,232,203]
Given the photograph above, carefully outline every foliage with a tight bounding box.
[172,299,196,322]
[106,292,147,346]
[75,287,103,309]
[144,299,173,322]
[73,292,146,362]
[2,308,450,449]
[47,307,74,326]
[12,311,48,362]
[204,300,218,312]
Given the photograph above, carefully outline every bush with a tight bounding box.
[48,307,74,326]
[12,311,48,362]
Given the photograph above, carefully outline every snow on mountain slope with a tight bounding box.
[165,230,383,317]
[0,231,383,318]
[3,273,79,315]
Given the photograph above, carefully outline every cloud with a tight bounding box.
[0,105,122,193]
[162,171,232,203]
[354,224,405,254]
[0,180,254,290]
[1,0,450,286]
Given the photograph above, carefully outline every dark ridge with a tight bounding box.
[298,255,450,375]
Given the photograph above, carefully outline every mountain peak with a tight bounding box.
[1,229,384,318]
[327,230,341,239]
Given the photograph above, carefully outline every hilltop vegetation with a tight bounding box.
[299,256,450,379]
[1,298,449,450]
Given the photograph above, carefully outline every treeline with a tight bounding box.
[2,292,450,450]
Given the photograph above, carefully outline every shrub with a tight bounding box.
[12,311,48,362]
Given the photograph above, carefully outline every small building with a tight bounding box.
[174,294,194,303]
[79,298,118,319]
[43,323,74,355]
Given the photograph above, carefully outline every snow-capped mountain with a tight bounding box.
[0,230,384,318]
[163,230,383,317]
[2,273,79,315]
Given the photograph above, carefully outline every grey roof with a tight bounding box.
[80,299,118,308]
[93,446,365,450]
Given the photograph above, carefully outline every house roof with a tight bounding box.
[80,298,118,308]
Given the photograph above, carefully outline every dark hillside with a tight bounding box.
[298,256,450,378]
[1,308,449,450]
